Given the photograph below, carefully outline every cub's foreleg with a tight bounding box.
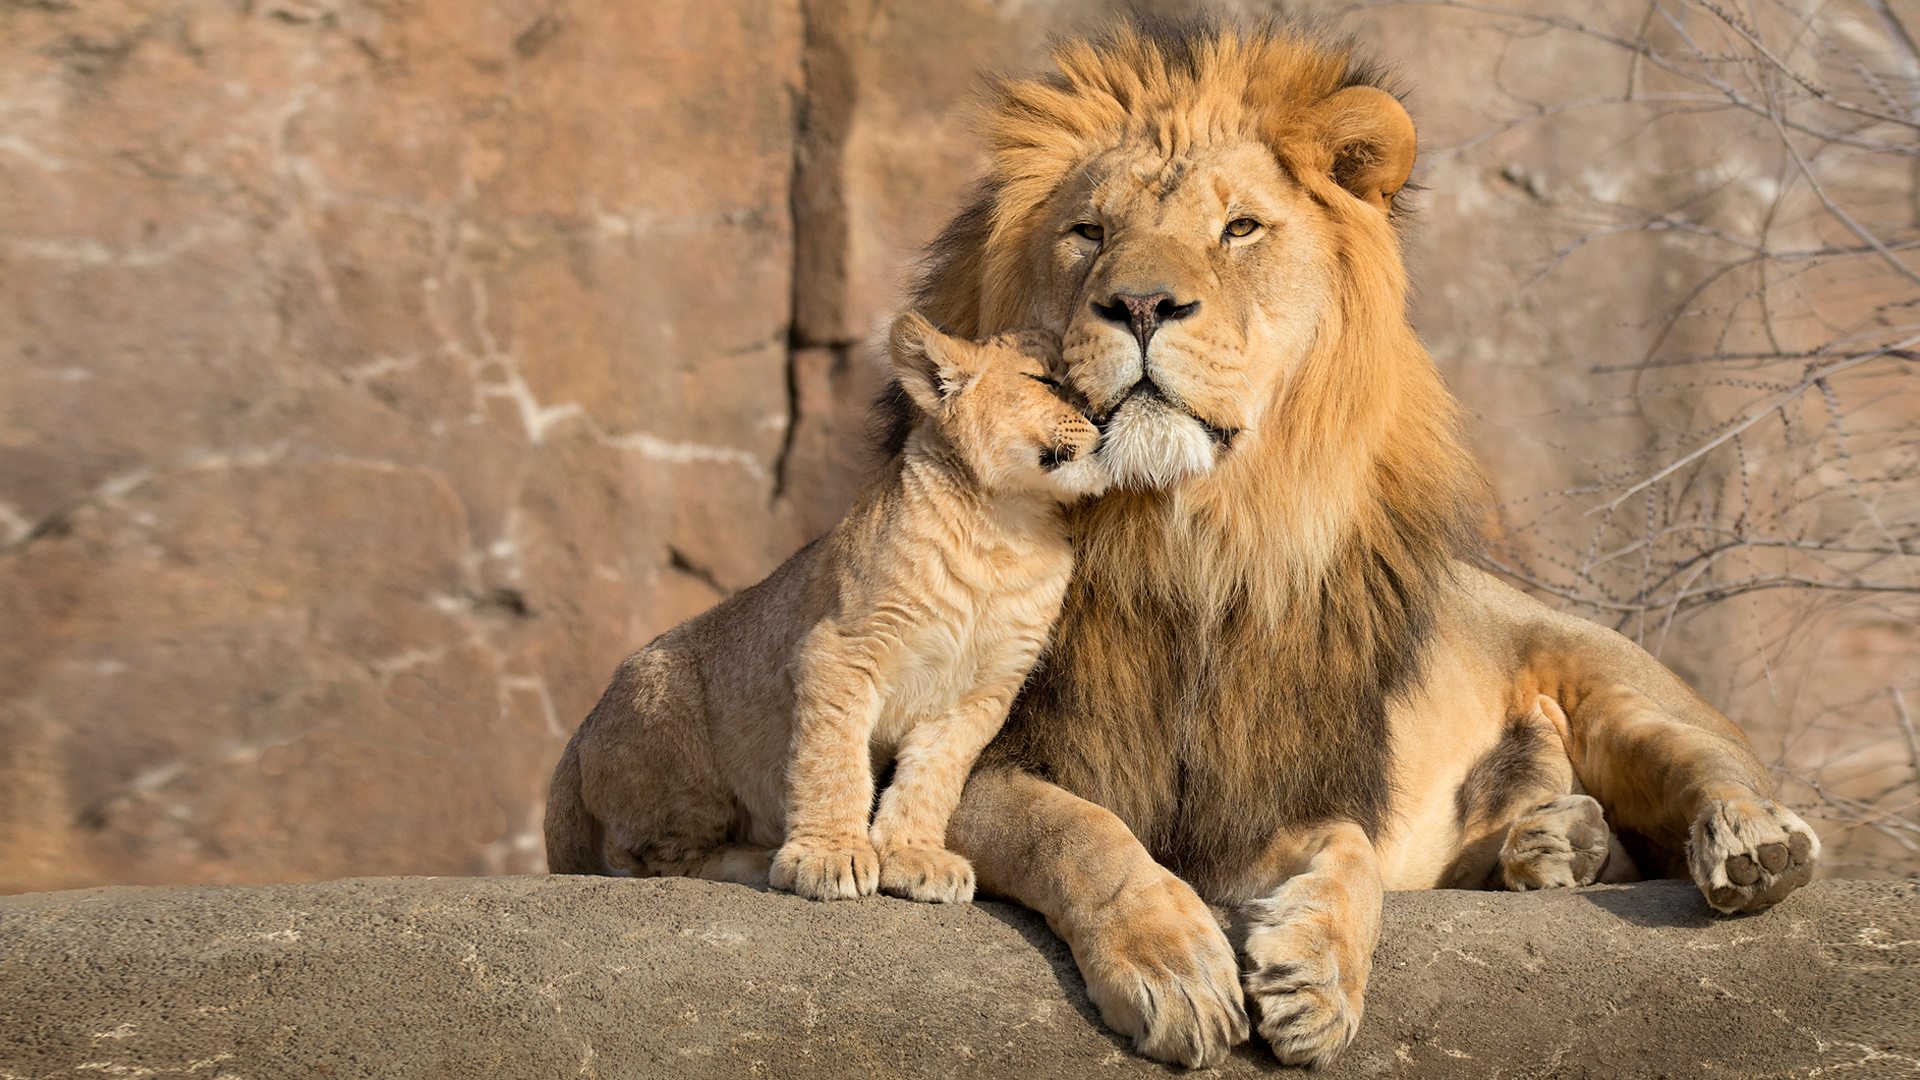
[769,633,885,901]
[1240,822,1381,1068]
[868,690,1014,903]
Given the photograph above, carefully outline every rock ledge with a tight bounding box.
[2,877,1915,1078]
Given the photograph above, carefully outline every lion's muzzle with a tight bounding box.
[1094,381,1235,489]
[1097,379,1239,447]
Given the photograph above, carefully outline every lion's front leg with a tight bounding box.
[1240,821,1381,1068]
[947,766,1249,1067]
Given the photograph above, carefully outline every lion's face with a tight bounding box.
[1030,139,1336,488]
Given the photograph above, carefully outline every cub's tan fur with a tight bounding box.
[545,314,1105,904]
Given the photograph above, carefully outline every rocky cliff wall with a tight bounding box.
[2,1,1912,892]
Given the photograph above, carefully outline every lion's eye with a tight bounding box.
[1070,222,1104,243]
[1223,217,1262,240]
[1026,373,1061,389]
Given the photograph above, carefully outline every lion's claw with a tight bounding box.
[1241,897,1365,1067]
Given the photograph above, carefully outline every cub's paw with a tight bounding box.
[1242,897,1365,1067]
[1075,871,1249,1068]
[769,838,879,901]
[877,845,975,904]
[1689,796,1819,914]
[1500,794,1610,890]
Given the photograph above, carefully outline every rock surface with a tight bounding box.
[2,877,1915,1078]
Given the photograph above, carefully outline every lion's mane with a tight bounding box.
[905,20,1485,896]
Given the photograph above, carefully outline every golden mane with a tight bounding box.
[918,19,1479,618]
[907,20,1487,887]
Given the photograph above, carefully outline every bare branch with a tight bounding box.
[1587,338,1915,515]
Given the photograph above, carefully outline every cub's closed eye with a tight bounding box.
[1070,222,1104,242]
[1223,217,1262,239]
[1026,373,1061,388]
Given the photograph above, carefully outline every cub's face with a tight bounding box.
[889,313,1108,501]
[1027,139,1338,490]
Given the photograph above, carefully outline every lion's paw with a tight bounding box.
[1500,794,1610,890]
[1689,796,1819,914]
[768,838,879,901]
[877,845,975,904]
[1075,872,1249,1068]
[1241,897,1364,1067]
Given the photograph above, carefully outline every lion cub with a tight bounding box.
[545,313,1106,903]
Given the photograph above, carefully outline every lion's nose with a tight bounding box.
[1091,290,1200,355]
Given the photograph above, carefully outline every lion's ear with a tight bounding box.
[889,311,978,414]
[1312,86,1416,213]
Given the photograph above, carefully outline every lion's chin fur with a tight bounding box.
[1098,397,1220,490]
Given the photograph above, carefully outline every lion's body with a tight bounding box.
[907,20,1820,1068]
[913,26,1553,902]
[546,323,1105,903]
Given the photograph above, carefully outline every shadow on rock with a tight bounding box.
[972,900,1122,1039]
[1577,879,1721,929]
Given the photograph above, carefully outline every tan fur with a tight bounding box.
[909,20,1821,1068]
[545,315,1106,904]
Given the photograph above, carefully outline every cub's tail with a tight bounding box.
[543,740,607,875]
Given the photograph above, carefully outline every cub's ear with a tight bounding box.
[1312,85,1416,213]
[889,311,980,414]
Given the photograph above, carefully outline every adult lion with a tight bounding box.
[903,20,1820,1069]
